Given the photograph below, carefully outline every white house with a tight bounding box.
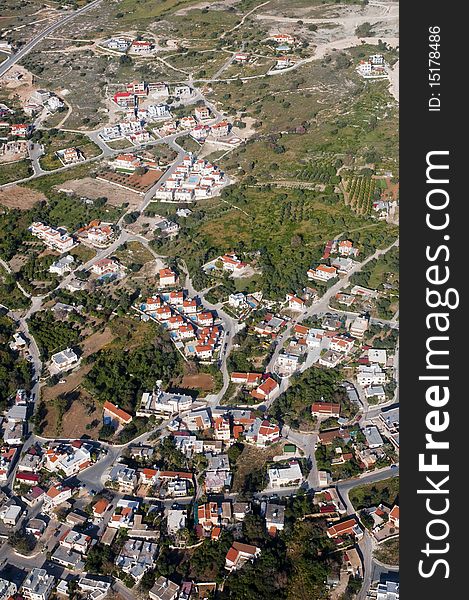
[357,364,386,386]
[50,348,79,372]
[21,569,55,600]
[349,315,369,339]
[49,255,74,276]
[173,85,191,97]
[308,265,337,282]
[148,103,170,120]
[368,348,387,365]
[228,293,246,309]
[268,461,303,488]
[0,579,17,600]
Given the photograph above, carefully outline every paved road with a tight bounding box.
[281,425,319,488]
[335,465,400,599]
[267,238,399,373]
[0,0,104,77]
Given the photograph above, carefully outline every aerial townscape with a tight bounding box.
[0,1,399,599]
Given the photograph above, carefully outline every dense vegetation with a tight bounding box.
[0,314,31,410]
[349,477,399,510]
[84,336,182,414]
[28,311,81,360]
[271,367,353,430]
[344,175,377,215]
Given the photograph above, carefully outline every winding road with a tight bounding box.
[0,0,104,78]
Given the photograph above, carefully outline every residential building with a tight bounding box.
[228,292,247,309]
[250,377,279,401]
[268,461,303,488]
[59,528,92,554]
[275,56,291,69]
[389,505,400,528]
[0,579,16,600]
[51,546,85,571]
[225,542,261,572]
[116,538,158,582]
[44,484,72,509]
[276,352,300,374]
[137,387,192,417]
[173,85,192,97]
[113,91,135,107]
[205,454,232,494]
[286,293,304,311]
[91,258,121,276]
[233,502,251,521]
[338,240,358,257]
[9,332,28,351]
[308,265,338,282]
[331,257,356,274]
[159,268,177,287]
[350,315,369,339]
[311,402,341,418]
[166,507,187,536]
[362,425,384,448]
[213,417,231,442]
[18,446,43,472]
[11,123,30,137]
[365,385,386,402]
[131,40,153,54]
[113,153,141,172]
[21,569,55,600]
[0,447,18,481]
[319,350,342,368]
[368,348,388,365]
[265,503,285,534]
[149,577,180,600]
[234,52,249,63]
[103,401,133,427]
[77,576,111,600]
[327,518,363,540]
[109,499,140,529]
[195,105,211,121]
[211,120,230,137]
[357,364,386,386]
[50,347,78,371]
[126,81,147,95]
[93,497,110,520]
[230,372,262,386]
[44,442,92,477]
[376,581,399,600]
[108,465,138,493]
[329,335,355,354]
[0,503,22,525]
[107,38,130,52]
[49,255,74,276]
[22,486,45,508]
[244,418,280,447]
[3,420,24,445]
[30,222,74,252]
[182,409,212,431]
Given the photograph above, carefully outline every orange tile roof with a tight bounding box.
[103,401,132,423]
[93,498,110,515]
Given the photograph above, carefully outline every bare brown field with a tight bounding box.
[42,364,92,403]
[232,442,285,493]
[42,388,102,440]
[0,185,46,210]
[181,373,214,391]
[55,177,141,209]
[82,326,114,358]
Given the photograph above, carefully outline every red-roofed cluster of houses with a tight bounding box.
[138,273,223,362]
[230,372,280,402]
